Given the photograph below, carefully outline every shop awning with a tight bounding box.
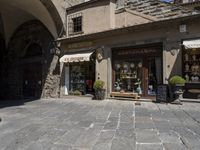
[183,39,200,49]
[59,52,93,63]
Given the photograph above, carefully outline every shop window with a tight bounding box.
[68,13,83,35]
[112,45,162,96]
[183,48,200,83]
[69,62,95,95]
[114,60,143,94]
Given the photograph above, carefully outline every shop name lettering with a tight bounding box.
[117,49,157,55]
[67,42,93,49]
[65,57,86,62]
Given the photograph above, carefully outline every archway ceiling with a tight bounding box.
[0,0,59,44]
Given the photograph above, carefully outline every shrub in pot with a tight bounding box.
[93,80,105,100]
[169,75,186,86]
[169,75,186,104]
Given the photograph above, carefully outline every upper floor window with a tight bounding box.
[68,13,83,35]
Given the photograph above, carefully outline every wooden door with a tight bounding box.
[142,59,149,97]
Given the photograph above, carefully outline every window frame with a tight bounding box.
[68,13,83,36]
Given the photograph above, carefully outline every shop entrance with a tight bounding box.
[112,44,162,98]
[143,57,162,97]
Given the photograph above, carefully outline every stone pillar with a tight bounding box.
[107,47,112,97]
[163,40,182,84]
[96,46,109,97]
[42,47,61,98]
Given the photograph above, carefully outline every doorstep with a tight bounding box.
[60,95,93,100]
[180,98,200,103]
[108,96,155,102]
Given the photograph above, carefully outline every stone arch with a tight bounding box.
[8,19,54,58]
[40,0,64,36]
[22,42,43,58]
[4,19,60,99]
[23,43,43,58]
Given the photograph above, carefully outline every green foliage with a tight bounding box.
[69,90,74,95]
[69,90,82,96]
[169,75,186,85]
[93,80,105,90]
[73,90,82,95]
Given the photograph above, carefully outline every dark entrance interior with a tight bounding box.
[22,43,43,98]
[22,63,42,98]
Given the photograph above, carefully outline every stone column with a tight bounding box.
[42,47,61,98]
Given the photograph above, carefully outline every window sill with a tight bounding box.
[69,31,84,36]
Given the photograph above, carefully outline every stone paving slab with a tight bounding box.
[1,99,200,149]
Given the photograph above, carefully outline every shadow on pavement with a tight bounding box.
[0,98,39,109]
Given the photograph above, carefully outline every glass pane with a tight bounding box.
[114,60,143,94]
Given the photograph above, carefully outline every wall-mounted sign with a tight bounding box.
[63,41,94,50]
[117,48,157,56]
[112,45,162,59]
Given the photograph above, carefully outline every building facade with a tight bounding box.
[59,0,200,99]
[1,0,200,100]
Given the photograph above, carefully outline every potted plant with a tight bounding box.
[169,75,186,104]
[93,80,105,100]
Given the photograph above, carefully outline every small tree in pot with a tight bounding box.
[169,75,186,104]
[93,80,105,100]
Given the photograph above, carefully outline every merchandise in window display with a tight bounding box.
[114,61,142,94]
[70,66,86,94]
[183,50,200,83]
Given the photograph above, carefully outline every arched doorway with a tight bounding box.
[22,43,43,98]
[5,20,60,99]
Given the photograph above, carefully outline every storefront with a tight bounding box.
[111,43,163,98]
[60,52,95,96]
[182,38,200,99]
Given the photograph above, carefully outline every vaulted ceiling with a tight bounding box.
[0,0,86,44]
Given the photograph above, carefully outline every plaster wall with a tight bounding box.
[67,0,111,36]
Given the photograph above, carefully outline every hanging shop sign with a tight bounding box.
[96,47,104,61]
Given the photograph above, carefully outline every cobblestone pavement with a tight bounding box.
[1,99,200,150]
